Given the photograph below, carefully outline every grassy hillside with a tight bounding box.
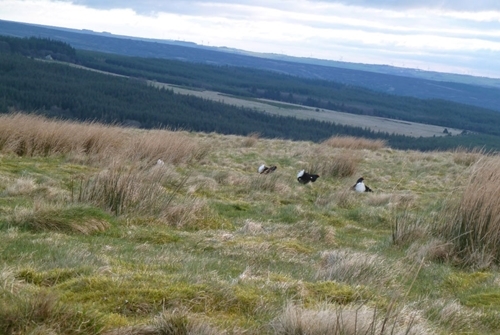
[1,113,500,334]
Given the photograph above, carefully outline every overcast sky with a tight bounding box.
[2,0,500,78]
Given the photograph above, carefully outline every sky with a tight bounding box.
[1,0,500,78]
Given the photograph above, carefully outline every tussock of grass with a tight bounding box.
[0,290,105,335]
[333,189,358,209]
[76,161,175,216]
[322,136,386,150]
[4,177,38,196]
[310,150,358,178]
[439,156,500,268]
[163,197,229,230]
[249,172,291,195]
[240,219,264,235]
[316,249,397,288]
[452,147,485,166]
[271,303,426,335]
[0,266,24,294]
[406,238,452,263]
[391,210,429,247]
[0,113,209,168]
[17,267,84,287]
[241,132,260,148]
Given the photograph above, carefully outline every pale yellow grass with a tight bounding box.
[271,303,432,335]
[5,177,38,196]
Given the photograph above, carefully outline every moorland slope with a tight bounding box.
[1,113,500,334]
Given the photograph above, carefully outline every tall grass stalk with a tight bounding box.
[439,156,500,268]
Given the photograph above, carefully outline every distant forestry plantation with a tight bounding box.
[2,35,500,151]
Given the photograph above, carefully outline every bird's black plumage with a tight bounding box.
[297,170,320,184]
[259,164,277,174]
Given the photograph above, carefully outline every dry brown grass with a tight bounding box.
[316,249,397,288]
[439,156,500,268]
[4,177,38,196]
[122,129,210,166]
[0,112,126,158]
[309,150,358,179]
[0,113,209,167]
[391,210,429,247]
[0,113,214,223]
[406,238,453,263]
[322,136,386,150]
[452,147,485,166]
[241,132,260,147]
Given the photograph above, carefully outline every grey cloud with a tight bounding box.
[70,0,262,15]
[71,0,500,13]
[321,0,500,11]
[71,0,200,15]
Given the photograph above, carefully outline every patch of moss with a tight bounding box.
[463,291,500,309]
[304,281,359,305]
[277,240,313,254]
[17,267,84,286]
[443,272,492,292]
[60,276,214,316]
[231,285,266,315]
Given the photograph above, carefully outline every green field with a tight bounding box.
[152,82,463,137]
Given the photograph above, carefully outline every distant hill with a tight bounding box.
[3,34,500,151]
[1,19,500,113]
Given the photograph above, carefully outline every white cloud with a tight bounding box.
[0,0,499,78]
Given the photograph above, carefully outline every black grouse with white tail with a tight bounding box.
[258,164,277,174]
[297,170,320,184]
[352,177,372,192]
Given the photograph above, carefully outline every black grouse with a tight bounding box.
[297,170,320,184]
